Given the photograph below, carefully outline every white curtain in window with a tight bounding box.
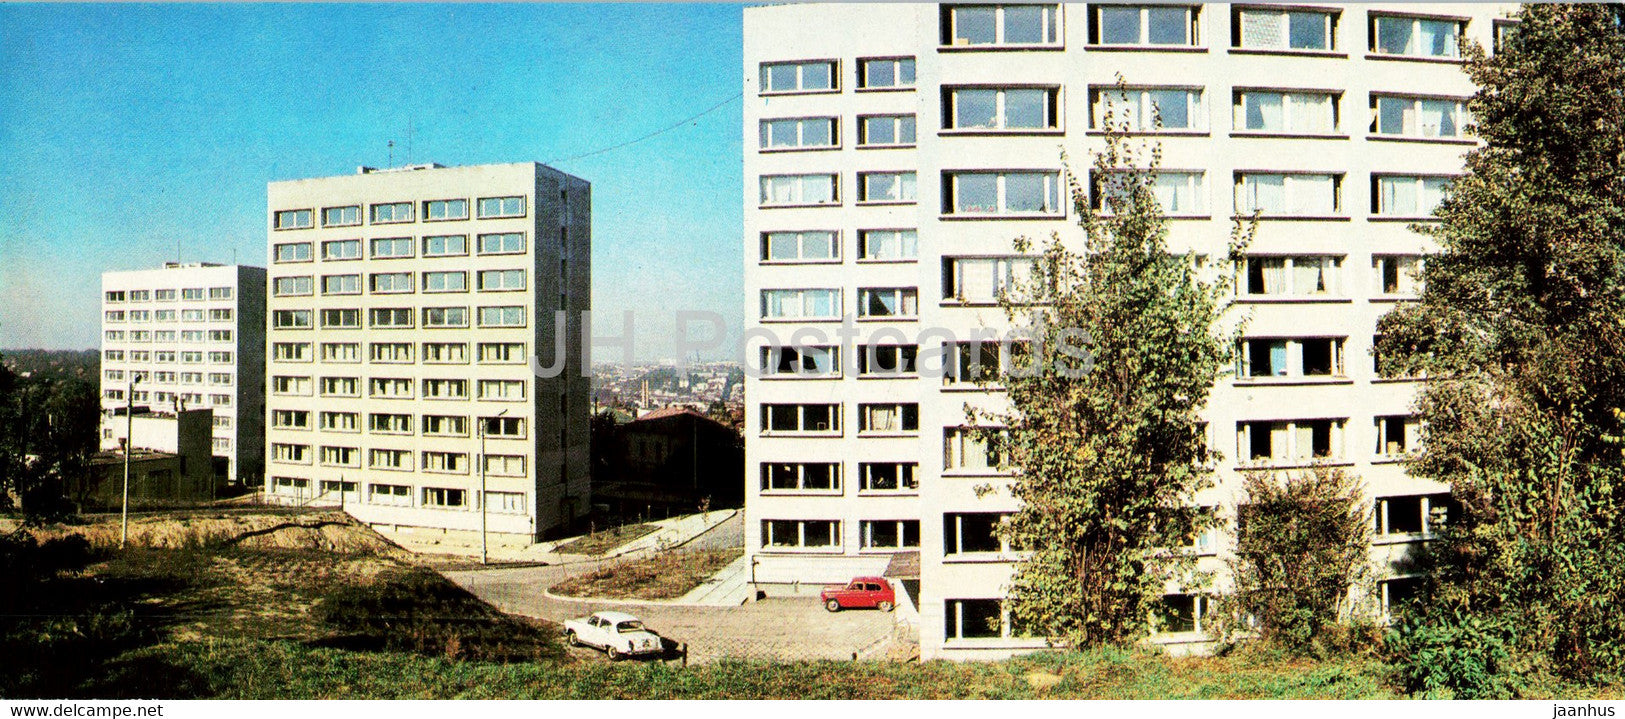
[1418,100,1455,137]
[1418,20,1459,58]
[1240,174,1285,213]
[1380,176,1418,215]
[803,175,834,203]
[1240,10,1285,48]
[1293,423,1316,460]
[1287,174,1334,215]
[1287,94,1333,133]
[1244,93,1283,131]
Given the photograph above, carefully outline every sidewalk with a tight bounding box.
[388,508,739,564]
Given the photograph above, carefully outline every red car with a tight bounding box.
[821,576,896,612]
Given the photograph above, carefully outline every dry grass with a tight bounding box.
[552,548,741,600]
[17,511,407,556]
[551,523,660,555]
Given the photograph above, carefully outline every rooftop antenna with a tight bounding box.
[388,140,395,167]
[407,115,414,165]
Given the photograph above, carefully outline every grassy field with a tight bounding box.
[551,523,659,556]
[5,511,1621,700]
[551,548,741,600]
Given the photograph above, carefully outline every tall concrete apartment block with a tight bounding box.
[263,162,591,542]
[743,2,1516,659]
[100,263,268,485]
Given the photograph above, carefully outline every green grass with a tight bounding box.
[552,523,659,556]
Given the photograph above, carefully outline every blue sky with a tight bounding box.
[0,3,745,360]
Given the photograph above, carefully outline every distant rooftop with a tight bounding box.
[162,262,223,269]
[355,162,446,175]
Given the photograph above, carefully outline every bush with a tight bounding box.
[1386,605,1518,698]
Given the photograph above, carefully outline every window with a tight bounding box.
[370,237,413,259]
[860,520,920,550]
[370,202,413,224]
[482,416,525,437]
[129,290,150,301]
[1090,87,1201,131]
[1157,594,1211,634]
[1370,14,1463,59]
[272,376,312,396]
[422,342,468,364]
[1372,175,1451,217]
[422,378,469,400]
[1092,170,1207,215]
[369,449,412,471]
[423,271,468,293]
[760,403,841,434]
[207,309,232,321]
[760,345,840,378]
[321,239,361,261]
[322,274,361,295]
[423,234,467,257]
[857,287,918,319]
[858,403,918,434]
[320,411,358,432]
[478,343,526,364]
[322,205,360,227]
[424,199,468,221]
[1371,95,1468,139]
[415,307,467,329]
[857,344,918,377]
[858,115,916,147]
[369,342,413,364]
[945,87,1061,131]
[320,442,359,465]
[1374,255,1423,296]
[858,463,918,492]
[1237,337,1345,378]
[477,306,525,327]
[1375,415,1423,458]
[369,308,413,329]
[271,443,310,463]
[154,289,177,301]
[858,172,917,203]
[944,512,1008,555]
[760,174,838,206]
[759,60,836,93]
[477,380,526,401]
[369,412,413,433]
[1090,4,1198,46]
[944,171,1061,215]
[1234,173,1340,215]
[321,308,361,329]
[858,230,918,261]
[208,287,231,300]
[208,351,231,363]
[1237,418,1345,464]
[272,309,312,329]
[1233,91,1338,134]
[477,196,525,218]
[272,342,310,362]
[483,454,526,477]
[1233,7,1335,51]
[366,272,411,294]
[858,57,914,89]
[942,340,1024,385]
[422,415,469,437]
[759,117,838,150]
[369,483,411,506]
[272,276,312,297]
[1375,493,1454,536]
[945,599,1009,640]
[321,342,360,363]
[274,243,312,263]
[943,4,1061,46]
[942,256,1037,303]
[761,231,838,263]
[274,209,312,230]
[477,270,526,291]
[1239,255,1342,297]
[759,519,841,549]
[105,310,125,323]
[105,291,126,303]
[478,232,525,255]
[945,427,1008,471]
[320,480,358,497]
[423,453,469,475]
[760,289,840,320]
[320,376,359,397]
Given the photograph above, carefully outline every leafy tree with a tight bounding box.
[982,117,1251,648]
[1376,4,1625,685]
[1220,466,1372,653]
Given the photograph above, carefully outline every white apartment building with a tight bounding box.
[742,2,1516,660]
[100,262,267,486]
[263,162,591,541]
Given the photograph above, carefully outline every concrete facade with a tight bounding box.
[742,2,1516,659]
[262,162,591,541]
[99,263,267,485]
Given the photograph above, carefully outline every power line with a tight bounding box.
[546,91,743,166]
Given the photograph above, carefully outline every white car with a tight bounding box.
[563,611,664,660]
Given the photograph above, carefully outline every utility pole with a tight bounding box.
[120,375,142,549]
[479,407,510,565]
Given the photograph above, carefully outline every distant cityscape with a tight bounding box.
[592,359,744,420]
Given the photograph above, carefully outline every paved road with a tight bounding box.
[443,515,896,664]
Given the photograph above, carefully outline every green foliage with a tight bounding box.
[0,351,100,521]
[1385,606,1519,699]
[1219,467,1373,653]
[312,567,562,663]
[1375,4,1625,686]
[985,94,1252,648]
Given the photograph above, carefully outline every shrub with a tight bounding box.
[1386,605,1518,698]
